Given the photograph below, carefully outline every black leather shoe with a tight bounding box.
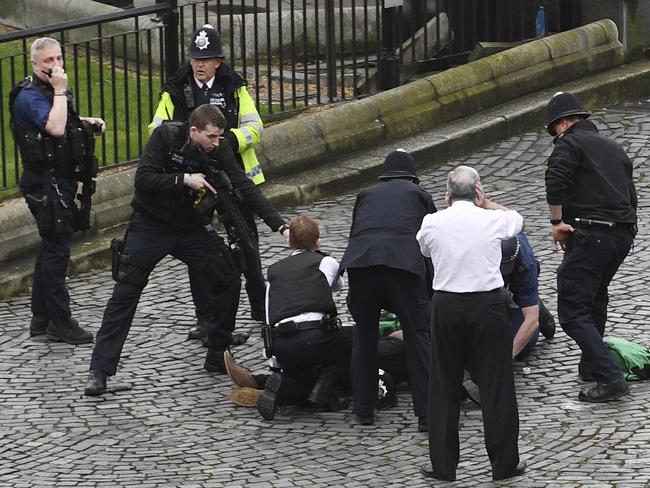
[578,378,629,403]
[308,367,343,411]
[47,317,93,344]
[84,369,108,396]
[417,416,428,432]
[538,298,556,339]
[204,348,227,373]
[354,413,374,425]
[231,332,250,347]
[493,460,527,481]
[420,463,456,481]
[188,322,207,341]
[257,372,282,420]
[30,315,49,336]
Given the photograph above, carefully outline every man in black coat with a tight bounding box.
[545,92,637,402]
[340,149,435,429]
[84,104,288,396]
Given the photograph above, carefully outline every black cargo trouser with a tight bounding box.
[557,225,633,383]
[21,174,76,321]
[90,212,240,375]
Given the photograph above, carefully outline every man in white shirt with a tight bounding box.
[416,165,526,482]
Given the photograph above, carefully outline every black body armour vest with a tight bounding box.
[9,75,85,177]
[267,251,338,326]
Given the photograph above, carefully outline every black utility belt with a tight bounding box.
[573,218,636,233]
[271,317,341,338]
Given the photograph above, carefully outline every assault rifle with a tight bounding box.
[73,121,100,231]
[194,150,256,272]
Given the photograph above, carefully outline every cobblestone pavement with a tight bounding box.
[2,102,650,487]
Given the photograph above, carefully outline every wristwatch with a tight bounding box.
[278,224,290,234]
[550,219,562,225]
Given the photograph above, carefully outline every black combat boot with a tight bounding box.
[204,348,227,373]
[84,369,108,396]
[257,372,283,420]
[47,317,93,344]
[29,315,49,336]
[308,367,344,411]
[578,377,629,402]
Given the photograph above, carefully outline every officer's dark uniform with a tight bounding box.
[340,150,435,426]
[9,74,93,343]
[87,122,285,390]
[501,233,541,359]
[545,93,637,399]
[151,25,267,323]
[257,250,353,419]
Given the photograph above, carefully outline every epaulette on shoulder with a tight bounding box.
[18,76,34,88]
[159,120,185,136]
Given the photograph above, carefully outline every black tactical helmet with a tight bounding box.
[378,149,419,184]
[546,92,590,136]
[187,24,224,59]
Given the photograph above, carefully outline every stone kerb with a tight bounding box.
[257,19,623,178]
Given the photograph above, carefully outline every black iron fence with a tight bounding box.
[0,0,546,196]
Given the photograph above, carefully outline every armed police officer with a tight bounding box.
[149,25,268,337]
[545,92,637,403]
[9,37,105,344]
[84,104,288,396]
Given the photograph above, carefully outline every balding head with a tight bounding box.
[447,165,480,202]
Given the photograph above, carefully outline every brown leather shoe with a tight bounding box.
[224,350,258,388]
[229,387,263,407]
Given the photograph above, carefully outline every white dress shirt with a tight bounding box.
[194,75,215,89]
[416,200,523,292]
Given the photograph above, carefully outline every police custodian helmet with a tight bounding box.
[500,235,520,278]
[378,148,419,184]
[187,24,224,59]
[546,92,590,136]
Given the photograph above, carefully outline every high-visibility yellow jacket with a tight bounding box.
[149,62,265,185]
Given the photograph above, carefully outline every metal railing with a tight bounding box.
[0,3,171,195]
[0,0,543,196]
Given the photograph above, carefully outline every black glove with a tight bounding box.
[223,130,239,152]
